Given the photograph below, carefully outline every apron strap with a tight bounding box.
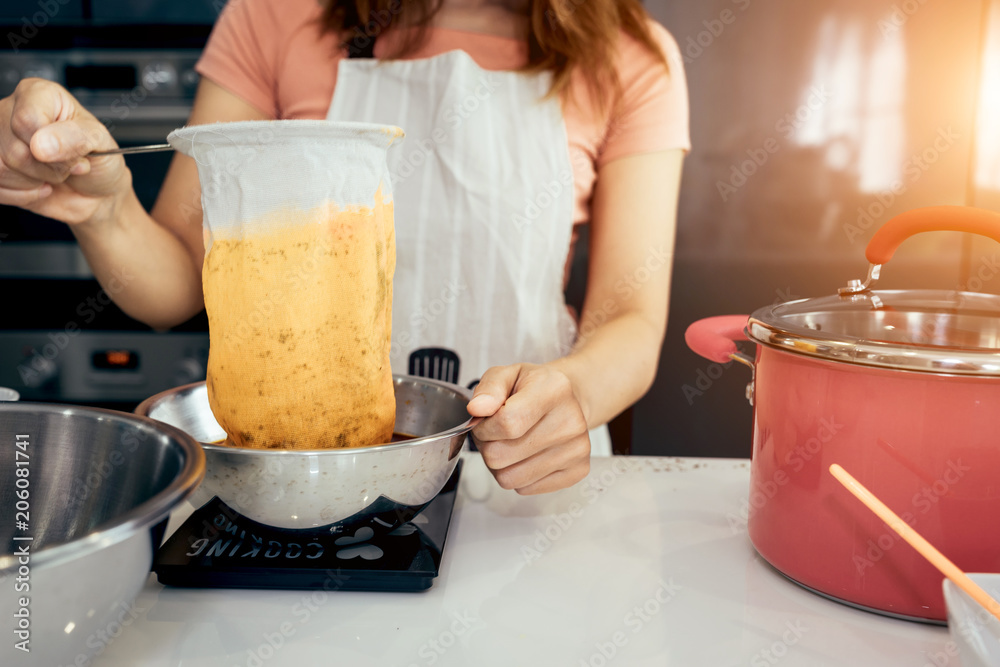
[347,35,376,59]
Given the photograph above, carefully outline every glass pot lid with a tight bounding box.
[747,289,1000,376]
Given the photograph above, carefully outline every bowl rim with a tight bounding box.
[0,402,206,572]
[135,375,477,455]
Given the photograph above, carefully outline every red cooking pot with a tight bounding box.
[686,206,1000,623]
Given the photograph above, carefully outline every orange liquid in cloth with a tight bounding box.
[202,195,395,449]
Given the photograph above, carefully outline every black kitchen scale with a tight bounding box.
[154,461,462,592]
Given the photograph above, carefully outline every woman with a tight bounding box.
[0,0,688,494]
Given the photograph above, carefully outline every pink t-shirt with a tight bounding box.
[196,0,690,229]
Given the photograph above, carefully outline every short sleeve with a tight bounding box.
[598,22,691,167]
[195,0,283,118]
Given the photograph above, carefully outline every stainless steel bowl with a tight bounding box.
[136,375,473,532]
[0,403,204,666]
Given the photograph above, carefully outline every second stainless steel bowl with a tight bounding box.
[0,403,204,666]
[136,375,473,532]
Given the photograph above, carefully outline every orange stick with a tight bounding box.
[829,463,1000,622]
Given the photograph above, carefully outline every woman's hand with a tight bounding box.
[467,363,591,495]
[0,78,129,225]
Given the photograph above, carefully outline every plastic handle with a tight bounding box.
[685,315,750,364]
[867,206,1000,265]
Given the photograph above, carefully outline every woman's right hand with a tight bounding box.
[0,77,131,226]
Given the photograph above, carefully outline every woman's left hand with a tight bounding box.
[466,363,591,495]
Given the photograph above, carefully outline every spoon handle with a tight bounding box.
[89,144,174,156]
[830,463,1000,622]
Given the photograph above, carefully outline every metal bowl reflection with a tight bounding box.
[135,375,472,532]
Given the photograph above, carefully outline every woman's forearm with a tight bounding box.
[0,78,207,330]
[548,309,665,429]
[70,186,204,330]
[554,149,684,430]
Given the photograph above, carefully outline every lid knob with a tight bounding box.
[839,264,881,296]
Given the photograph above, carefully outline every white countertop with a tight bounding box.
[94,455,953,667]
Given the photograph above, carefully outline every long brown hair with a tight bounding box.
[322,0,669,109]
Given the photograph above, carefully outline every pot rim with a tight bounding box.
[747,289,1000,376]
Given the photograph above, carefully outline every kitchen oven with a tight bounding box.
[0,1,219,407]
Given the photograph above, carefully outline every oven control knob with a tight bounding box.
[19,355,58,389]
[141,63,178,93]
[173,357,205,386]
[181,69,199,87]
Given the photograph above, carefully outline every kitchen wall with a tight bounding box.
[636,0,998,457]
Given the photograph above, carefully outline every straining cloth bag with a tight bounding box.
[168,120,402,449]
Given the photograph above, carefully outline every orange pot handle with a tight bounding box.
[841,206,1000,295]
[685,315,750,364]
[867,205,1000,265]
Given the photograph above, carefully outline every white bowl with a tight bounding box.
[943,573,1000,667]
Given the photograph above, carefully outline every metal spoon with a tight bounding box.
[89,143,174,156]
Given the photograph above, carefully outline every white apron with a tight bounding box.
[327,49,612,456]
